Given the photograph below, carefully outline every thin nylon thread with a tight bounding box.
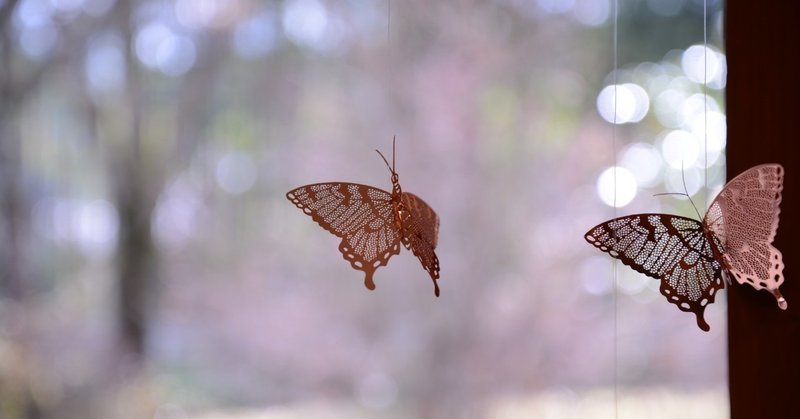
[703,0,708,210]
[388,0,395,141]
[388,0,392,44]
[611,0,619,416]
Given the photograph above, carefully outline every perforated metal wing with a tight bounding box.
[585,214,725,331]
[287,183,402,291]
[703,164,787,309]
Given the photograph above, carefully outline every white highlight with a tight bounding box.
[596,166,638,208]
[660,130,699,169]
[135,22,197,76]
[597,83,649,124]
[682,45,727,89]
[621,143,663,187]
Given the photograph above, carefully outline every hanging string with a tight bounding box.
[387,0,396,142]
[703,0,708,209]
[611,0,619,416]
[388,0,392,43]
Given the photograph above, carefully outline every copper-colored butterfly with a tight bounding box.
[286,138,441,296]
[585,164,786,331]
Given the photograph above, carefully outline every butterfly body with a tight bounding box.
[585,164,786,331]
[287,141,441,296]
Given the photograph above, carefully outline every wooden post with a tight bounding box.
[726,2,800,418]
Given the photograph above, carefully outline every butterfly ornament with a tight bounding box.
[287,138,441,296]
[585,164,786,331]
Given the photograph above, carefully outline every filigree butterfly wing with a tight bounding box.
[585,214,725,331]
[703,164,787,308]
[286,183,402,290]
[399,192,441,296]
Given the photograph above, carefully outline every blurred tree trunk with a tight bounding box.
[0,0,27,300]
[110,2,158,358]
[0,105,26,300]
[108,3,223,357]
[113,155,157,357]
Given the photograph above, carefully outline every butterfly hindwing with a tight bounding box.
[585,214,725,331]
[400,192,441,296]
[287,183,402,290]
[703,164,787,308]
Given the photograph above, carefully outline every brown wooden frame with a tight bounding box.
[726,1,800,418]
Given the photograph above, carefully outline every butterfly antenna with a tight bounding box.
[392,135,396,173]
[654,163,702,220]
[375,149,394,174]
[680,161,703,220]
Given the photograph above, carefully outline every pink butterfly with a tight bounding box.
[585,164,786,331]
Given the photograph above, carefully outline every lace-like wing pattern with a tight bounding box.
[585,214,725,331]
[287,183,401,291]
[400,192,441,296]
[704,164,787,308]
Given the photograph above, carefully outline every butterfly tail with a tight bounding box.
[426,255,441,297]
[338,241,379,291]
[363,271,376,291]
[773,289,788,310]
[694,311,711,332]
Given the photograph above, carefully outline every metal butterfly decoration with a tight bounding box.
[286,138,441,296]
[585,164,786,331]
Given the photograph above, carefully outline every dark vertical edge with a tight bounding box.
[726,1,800,418]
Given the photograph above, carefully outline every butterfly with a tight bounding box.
[584,164,786,331]
[286,138,441,296]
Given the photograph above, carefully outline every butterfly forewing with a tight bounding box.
[287,183,401,290]
[703,164,787,308]
[585,214,725,331]
[400,192,441,296]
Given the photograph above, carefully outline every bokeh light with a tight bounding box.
[135,22,171,68]
[654,88,686,128]
[679,93,720,129]
[572,0,610,26]
[216,152,258,195]
[85,32,126,95]
[232,11,278,59]
[32,197,119,258]
[597,83,650,124]
[681,45,726,88]
[621,143,663,187]
[135,22,197,76]
[660,129,699,169]
[282,0,344,53]
[664,166,704,197]
[156,34,197,76]
[597,166,638,207]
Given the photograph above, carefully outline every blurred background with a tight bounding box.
[0,0,727,417]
